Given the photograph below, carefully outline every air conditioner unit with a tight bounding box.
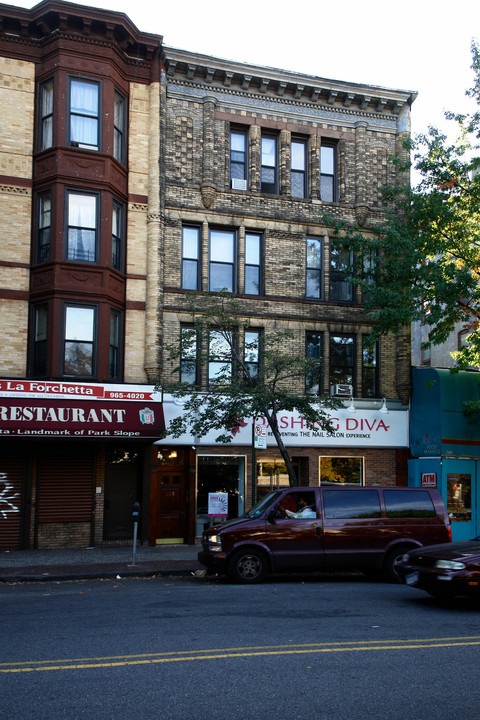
[231,178,247,190]
[330,384,353,397]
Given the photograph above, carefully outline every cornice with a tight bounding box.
[0,0,163,68]
[165,46,417,120]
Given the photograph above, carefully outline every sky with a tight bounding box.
[5,0,480,143]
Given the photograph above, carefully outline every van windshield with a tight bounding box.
[244,491,283,518]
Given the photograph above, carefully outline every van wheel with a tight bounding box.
[384,547,409,583]
[228,548,268,584]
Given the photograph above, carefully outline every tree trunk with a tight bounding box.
[267,413,298,487]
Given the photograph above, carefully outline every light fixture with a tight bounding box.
[347,396,356,413]
[168,450,178,459]
[379,398,389,414]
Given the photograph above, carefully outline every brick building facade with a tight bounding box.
[156,48,415,540]
[0,0,415,549]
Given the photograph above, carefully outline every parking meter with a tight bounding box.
[130,501,141,565]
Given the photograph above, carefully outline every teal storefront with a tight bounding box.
[409,368,480,541]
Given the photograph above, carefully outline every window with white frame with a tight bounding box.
[66,191,98,263]
[209,229,236,292]
[245,232,262,295]
[181,225,200,290]
[63,304,96,376]
[291,138,307,198]
[69,77,100,150]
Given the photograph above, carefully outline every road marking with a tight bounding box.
[2,636,480,673]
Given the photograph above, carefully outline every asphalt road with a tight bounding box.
[1,572,479,719]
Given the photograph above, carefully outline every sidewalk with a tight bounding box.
[0,543,204,582]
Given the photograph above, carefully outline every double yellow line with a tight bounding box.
[2,636,480,673]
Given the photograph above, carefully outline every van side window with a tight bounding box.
[323,490,381,519]
[279,492,316,518]
[384,490,435,518]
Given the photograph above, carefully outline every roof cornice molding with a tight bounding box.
[164,46,417,116]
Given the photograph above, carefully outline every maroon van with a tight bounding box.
[198,486,451,583]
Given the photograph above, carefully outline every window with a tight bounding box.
[39,78,53,151]
[306,331,323,394]
[291,138,307,198]
[446,474,472,522]
[66,191,98,263]
[33,305,48,376]
[323,490,379,519]
[245,232,262,295]
[109,310,121,380]
[330,335,355,394]
[261,134,278,193]
[320,458,365,487]
[306,236,323,299]
[384,490,436,519]
[69,77,99,150]
[209,229,236,292]
[111,201,124,271]
[362,337,378,398]
[113,90,126,163]
[180,326,198,385]
[37,192,52,263]
[63,304,96,376]
[320,143,336,201]
[208,330,233,385]
[181,225,201,290]
[244,329,261,383]
[330,242,354,302]
[230,128,248,187]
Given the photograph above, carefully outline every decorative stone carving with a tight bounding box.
[355,205,370,227]
[201,185,216,208]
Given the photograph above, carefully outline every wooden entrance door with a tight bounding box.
[149,467,187,545]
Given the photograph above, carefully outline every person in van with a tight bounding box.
[284,495,316,519]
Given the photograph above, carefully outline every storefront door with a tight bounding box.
[149,467,187,544]
[444,459,477,541]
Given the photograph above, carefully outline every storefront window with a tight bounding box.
[156,448,185,466]
[319,457,364,485]
[447,473,471,522]
[256,458,289,500]
[196,456,245,536]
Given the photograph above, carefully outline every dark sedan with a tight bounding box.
[397,538,480,598]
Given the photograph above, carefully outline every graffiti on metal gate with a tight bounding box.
[0,473,19,519]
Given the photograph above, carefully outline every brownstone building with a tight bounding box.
[0,0,416,549]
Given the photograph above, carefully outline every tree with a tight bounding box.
[329,41,480,372]
[161,291,342,487]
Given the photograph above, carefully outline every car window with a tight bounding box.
[383,490,435,518]
[323,490,381,519]
[279,492,316,519]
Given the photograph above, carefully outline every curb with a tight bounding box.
[0,567,203,583]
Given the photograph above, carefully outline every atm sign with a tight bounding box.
[422,473,437,488]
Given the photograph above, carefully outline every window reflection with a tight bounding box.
[447,473,471,522]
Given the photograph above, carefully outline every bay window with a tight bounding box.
[69,77,100,150]
[63,304,96,376]
[66,191,98,263]
[39,78,53,151]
